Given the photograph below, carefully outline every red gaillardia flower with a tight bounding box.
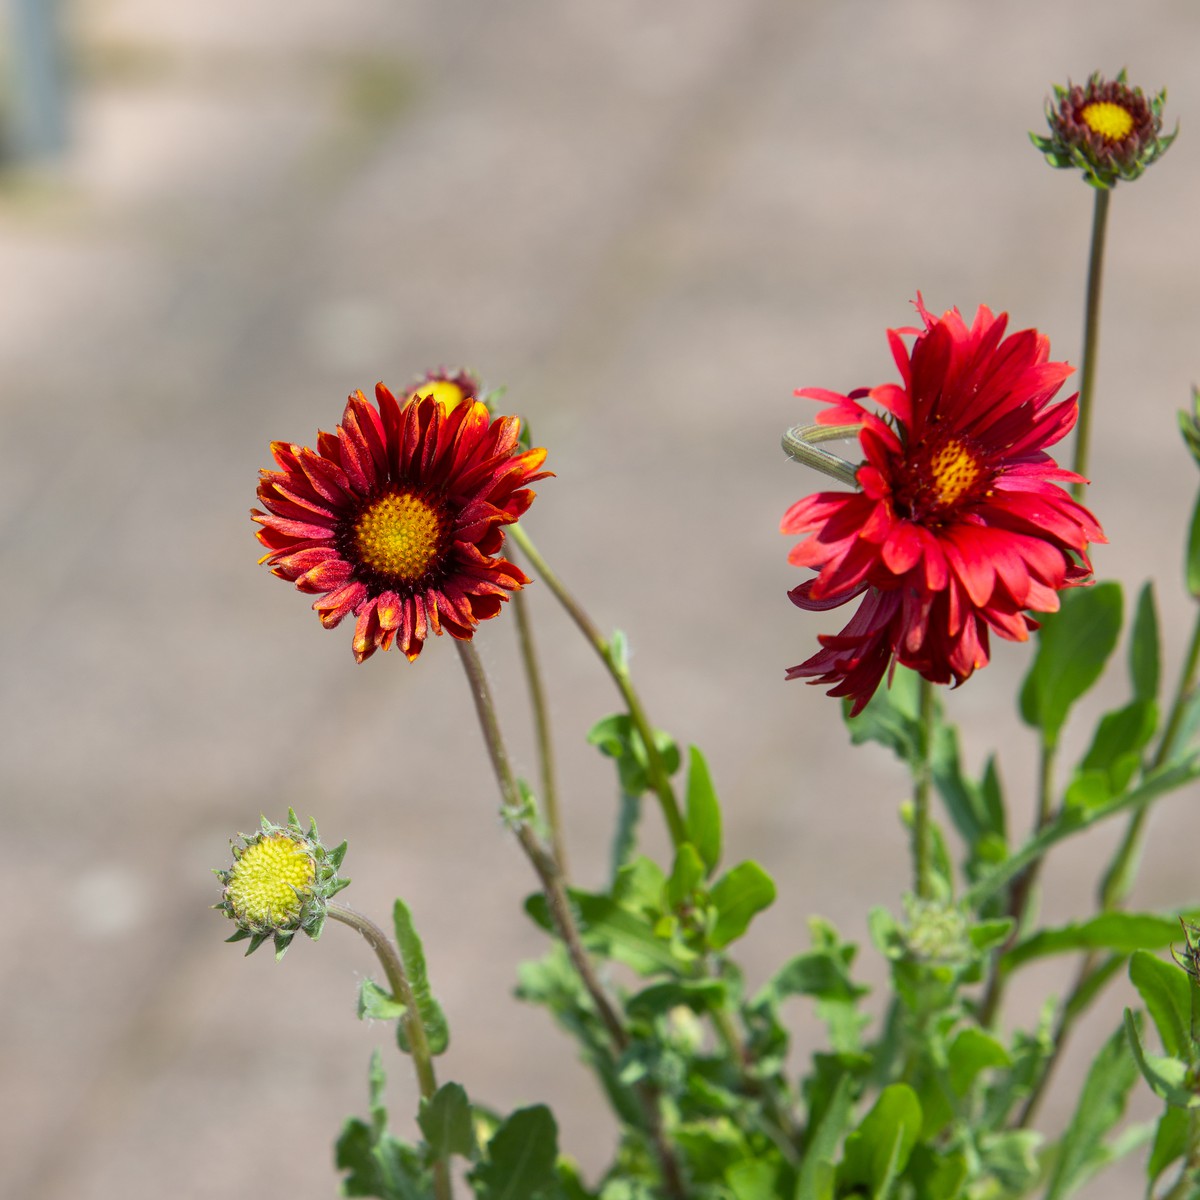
[253,382,550,663]
[782,298,1104,715]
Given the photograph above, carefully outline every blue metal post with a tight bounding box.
[5,0,70,161]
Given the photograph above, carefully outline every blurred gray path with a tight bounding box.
[3,2,1199,1197]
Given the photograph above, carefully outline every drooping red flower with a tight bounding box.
[253,383,550,663]
[782,297,1104,715]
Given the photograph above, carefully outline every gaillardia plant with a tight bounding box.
[214,809,349,959]
[252,382,551,663]
[782,297,1104,714]
[1032,68,1175,189]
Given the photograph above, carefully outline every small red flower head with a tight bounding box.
[782,298,1104,715]
[253,382,551,663]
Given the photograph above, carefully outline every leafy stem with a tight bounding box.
[327,902,453,1200]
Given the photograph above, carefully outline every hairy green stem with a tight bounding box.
[455,639,688,1200]
[1071,187,1111,502]
[913,678,935,900]
[512,589,568,876]
[328,902,453,1200]
[780,423,862,487]
[509,524,688,848]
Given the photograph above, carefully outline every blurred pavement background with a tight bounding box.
[2,1,1199,1197]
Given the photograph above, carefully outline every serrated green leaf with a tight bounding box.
[1130,583,1161,703]
[1019,583,1123,746]
[685,746,722,874]
[708,861,776,950]
[838,1084,921,1198]
[471,1105,558,1200]
[1045,1018,1142,1199]
[393,899,449,1056]
[418,1082,475,1160]
[1130,949,1194,1060]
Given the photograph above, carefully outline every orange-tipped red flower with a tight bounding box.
[253,382,550,663]
[783,298,1104,715]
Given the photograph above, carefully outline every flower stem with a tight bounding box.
[1071,186,1111,502]
[327,901,453,1200]
[512,589,568,876]
[454,639,688,1200]
[508,524,688,849]
[913,677,935,900]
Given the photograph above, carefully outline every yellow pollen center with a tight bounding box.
[409,380,468,415]
[1080,100,1135,142]
[226,835,315,928]
[928,438,984,508]
[354,490,444,582]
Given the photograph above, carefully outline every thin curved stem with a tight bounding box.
[508,524,688,849]
[328,902,452,1200]
[1071,187,1111,502]
[454,639,688,1199]
[512,590,568,876]
[780,423,862,487]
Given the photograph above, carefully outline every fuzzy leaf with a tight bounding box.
[1129,948,1194,1060]
[393,899,450,1056]
[471,1105,558,1200]
[1045,1018,1142,1199]
[1019,583,1123,746]
[838,1084,922,1198]
[685,746,722,874]
[708,861,776,950]
[418,1082,475,1161]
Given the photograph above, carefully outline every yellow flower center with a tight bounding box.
[1080,100,1134,142]
[226,835,315,929]
[928,437,984,508]
[409,380,469,415]
[353,490,445,582]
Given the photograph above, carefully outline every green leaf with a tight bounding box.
[1019,582,1123,746]
[1124,1008,1200,1108]
[948,1027,1011,1095]
[1130,948,1194,1060]
[471,1105,558,1200]
[708,861,776,950]
[588,713,680,797]
[1130,582,1161,703]
[393,899,450,1056]
[845,665,921,766]
[1006,912,1188,971]
[685,746,722,874]
[626,979,727,1020]
[359,977,407,1022]
[1187,492,1200,599]
[976,1130,1041,1194]
[838,1083,922,1198]
[905,1146,968,1200]
[795,1074,855,1200]
[1077,700,1158,796]
[1147,1105,1189,1186]
[418,1082,476,1161]
[726,1158,781,1200]
[1045,1018,1142,1199]
[666,842,705,910]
